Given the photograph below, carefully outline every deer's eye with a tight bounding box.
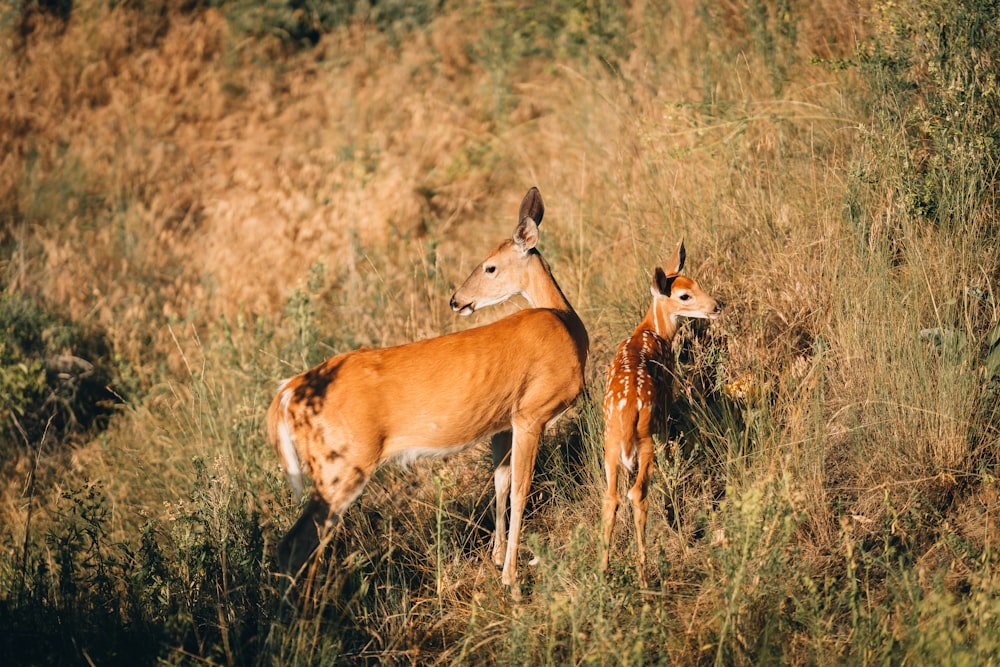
[484,265,496,274]
[679,293,691,301]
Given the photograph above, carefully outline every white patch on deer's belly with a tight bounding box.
[384,440,481,469]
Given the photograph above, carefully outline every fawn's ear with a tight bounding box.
[653,266,677,296]
[665,239,686,275]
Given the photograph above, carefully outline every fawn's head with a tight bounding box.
[652,240,723,321]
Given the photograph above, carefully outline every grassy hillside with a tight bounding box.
[2,0,999,663]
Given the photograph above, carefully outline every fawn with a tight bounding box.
[600,240,721,585]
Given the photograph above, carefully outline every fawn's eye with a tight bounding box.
[679,293,691,301]
[484,265,496,274]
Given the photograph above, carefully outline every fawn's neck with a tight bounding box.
[635,297,678,343]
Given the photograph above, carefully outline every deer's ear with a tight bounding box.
[513,216,539,252]
[666,239,686,275]
[653,266,676,296]
[519,187,544,226]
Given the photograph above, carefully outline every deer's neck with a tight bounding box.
[523,251,575,313]
[519,250,589,375]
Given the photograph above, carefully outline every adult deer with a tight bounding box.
[267,187,588,596]
[600,240,721,586]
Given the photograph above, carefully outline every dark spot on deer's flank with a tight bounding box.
[294,360,342,413]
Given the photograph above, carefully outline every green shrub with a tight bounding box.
[223,0,440,49]
[0,290,121,450]
[471,0,629,67]
[856,0,1000,236]
[1,475,274,664]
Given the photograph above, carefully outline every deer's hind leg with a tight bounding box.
[628,410,656,587]
[277,434,375,578]
[600,433,624,574]
[277,495,330,576]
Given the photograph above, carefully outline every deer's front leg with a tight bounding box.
[502,420,542,599]
[491,431,513,569]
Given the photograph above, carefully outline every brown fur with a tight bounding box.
[268,188,589,597]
